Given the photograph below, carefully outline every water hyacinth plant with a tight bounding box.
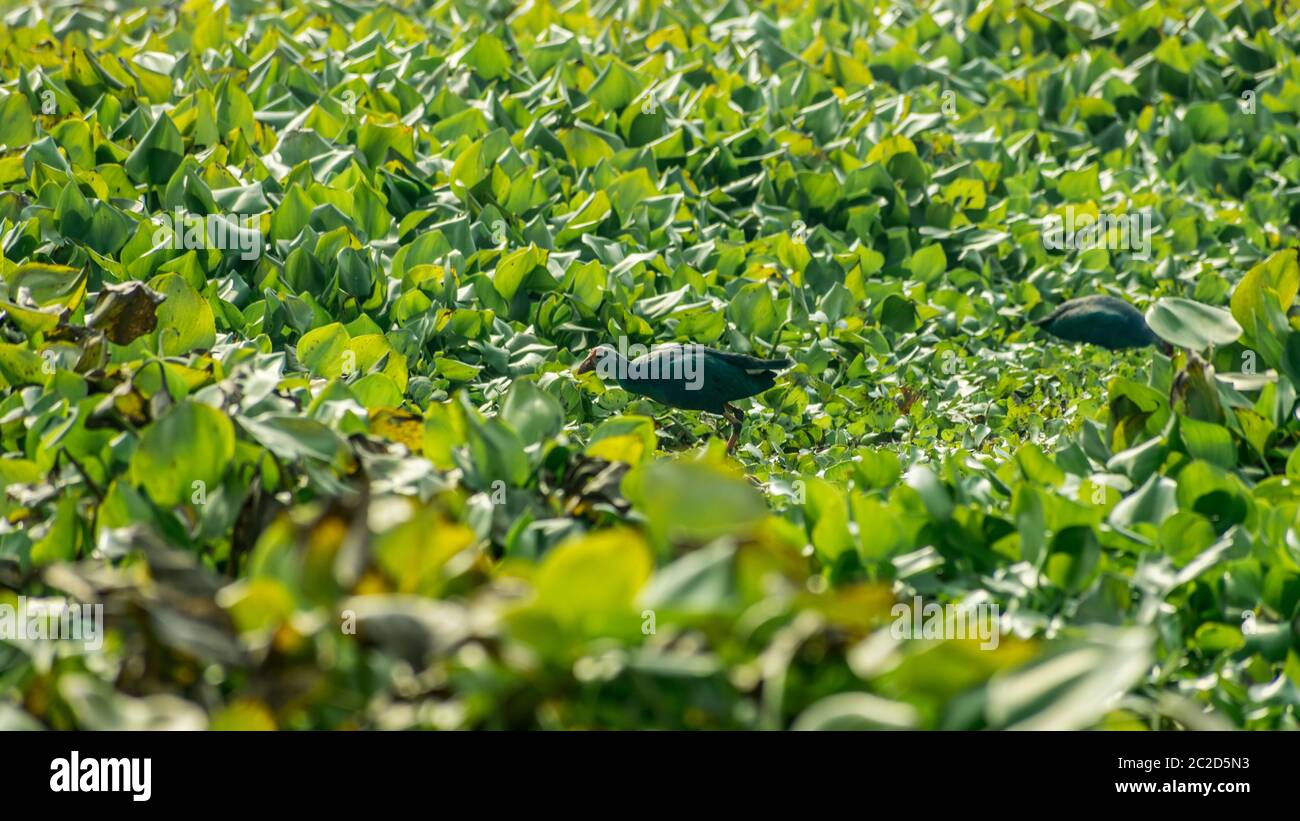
[0,0,1298,734]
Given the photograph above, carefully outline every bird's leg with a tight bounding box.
[723,403,743,453]
[659,412,696,449]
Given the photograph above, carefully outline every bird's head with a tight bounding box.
[575,345,615,376]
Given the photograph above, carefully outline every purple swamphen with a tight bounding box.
[1034,295,1169,352]
[575,344,793,451]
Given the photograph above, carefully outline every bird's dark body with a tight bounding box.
[1034,295,1161,350]
[615,345,791,413]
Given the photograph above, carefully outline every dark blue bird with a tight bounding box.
[1034,295,1167,351]
[576,344,792,451]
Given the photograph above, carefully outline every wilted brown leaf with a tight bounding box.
[88,281,165,345]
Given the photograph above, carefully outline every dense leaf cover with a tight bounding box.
[2,0,1300,730]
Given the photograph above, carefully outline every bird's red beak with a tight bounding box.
[575,349,599,374]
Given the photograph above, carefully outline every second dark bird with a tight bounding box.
[1034,294,1169,352]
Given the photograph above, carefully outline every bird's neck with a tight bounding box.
[601,351,633,385]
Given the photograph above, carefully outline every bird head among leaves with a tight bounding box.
[575,345,615,376]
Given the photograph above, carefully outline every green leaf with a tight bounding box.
[639,540,736,615]
[435,356,482,382]
[492,244,550,300]
[985,628,1152,730]
[130,400,236,508]
[500,380,563,443]
[525,528,652,634]
[8,262,87,309]
[297,323,350,377]
[1108,474,1178,528]
[350,372,403,408]
[0,344,46,387]
[792,693,919,730]
[459,33,512,81]
[588,59,645,111]
[586,415,657,463]
[903,465,952,520]
[124,112,185,184]
[1144,297,1241,350]
[0,91,35,148]
[1230,250,1299,346]
[148,273,216,355]
[802,477,854,560]
[1178,415,1236,469]
[851,495,905,561]
[625,460,767,543]
[728,280,780,339]
[1055,165,1101,201]
[459,395,528,487]
[907,244,947,283]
